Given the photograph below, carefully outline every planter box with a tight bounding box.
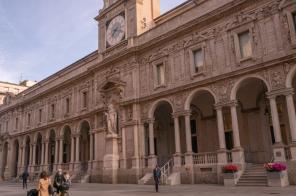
[267,170,289,187]
[223,172,238,186]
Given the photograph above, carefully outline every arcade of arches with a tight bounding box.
[2,70,296,183]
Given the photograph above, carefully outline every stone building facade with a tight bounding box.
[1,0,296,185]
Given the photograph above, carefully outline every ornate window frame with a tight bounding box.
[152,58,167,90]
[232,23,255,64]
[188,42,206,77]
[285,4,296,47]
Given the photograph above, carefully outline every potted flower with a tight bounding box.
[264,163,289,187]
[222,164,239,186]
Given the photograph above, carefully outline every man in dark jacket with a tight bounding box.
[53,169,66,194]
[153,165,161,192]
[22,169,29,189]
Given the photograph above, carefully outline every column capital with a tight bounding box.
[266,88,294,99]
[146,118,155,124]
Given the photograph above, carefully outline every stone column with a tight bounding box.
[70,137,75,163]
[285,90,296,160]
[70,137,75,171]
[121,127,127,169]
[44,141,49,166]
[184,111,193,166]
[22,145,26,168]
[54,140,59,169]
[230,101,244,164]
[268,95,285,162]
[132,124,140,169]
[148,119,157,168]
[59,139,63,164]
[285,91,296,142]
[41,142,45,166]
[32,144,36,166]
[90,133,94,161]
[215,105,227,164]
[18,146,22,174]
[173,114,181,167]
[75,136,80,163]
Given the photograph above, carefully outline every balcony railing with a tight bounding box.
[192,152,218,165]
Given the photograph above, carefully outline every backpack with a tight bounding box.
[27,189,38,196]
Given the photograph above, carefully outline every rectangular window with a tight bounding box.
[51,104,55,119]
[39,109,42,122]
[156,63,165,86]
[238,30,252,59]
[27,113,31,126]
[293,12,296,32]
[82,92,88,108]
[0,124,2,132]
[193,49,204,73]
[15,117,18,129]
[66,98,70,113]
[6,121,8,131]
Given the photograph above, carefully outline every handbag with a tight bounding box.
[48,184,54,194]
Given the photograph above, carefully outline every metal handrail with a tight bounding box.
[160,158,173,185]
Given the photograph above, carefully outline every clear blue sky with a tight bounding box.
[0,0,187,84]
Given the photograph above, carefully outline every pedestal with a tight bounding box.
[289,143,296,161]
[148,155,157,169]
[217,149,228,164]
[223,172,239,186]
[273,143,286,162]
[267,170,289,187]
[173,154,182,167]
[232,148,244,164]
[103,134,119,184]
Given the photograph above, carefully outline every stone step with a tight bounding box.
[240,176,267,180]
[237,183,268,186]
[238,179,267,183]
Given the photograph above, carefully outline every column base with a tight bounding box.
[119,158,127,169]
[132,157,140,169]
[231,147,244,164]
[289,142,296,161]
[173,153,182,167]
[185,152,193,166]
[217,149,228,164]
[148,155,157,169]
[273,143,286,162]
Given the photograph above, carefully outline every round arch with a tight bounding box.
[185,88,217,110]
[286,65,296,88]
[148,98,175,119]
[24,136,31,169]
[230,75,271,101]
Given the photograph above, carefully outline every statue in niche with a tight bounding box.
[105,103,118,135]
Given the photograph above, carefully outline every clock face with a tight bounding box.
[106,15,125,47]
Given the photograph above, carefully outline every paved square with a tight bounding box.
[0,183,295,196]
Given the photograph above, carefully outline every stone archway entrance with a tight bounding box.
[188,90,219,154]
[80,121,90,171]
[235,78,273,163]
[153,101,175,166]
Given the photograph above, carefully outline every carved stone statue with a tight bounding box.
[105,103,117,135]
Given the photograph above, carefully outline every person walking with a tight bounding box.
[22,169,29,189]
[153,165,161,193]
[53,169,66,194]
[37,171,51,196]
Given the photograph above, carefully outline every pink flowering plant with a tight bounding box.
[264,163,286,172]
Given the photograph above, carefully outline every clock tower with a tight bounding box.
[96,0,160,52]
